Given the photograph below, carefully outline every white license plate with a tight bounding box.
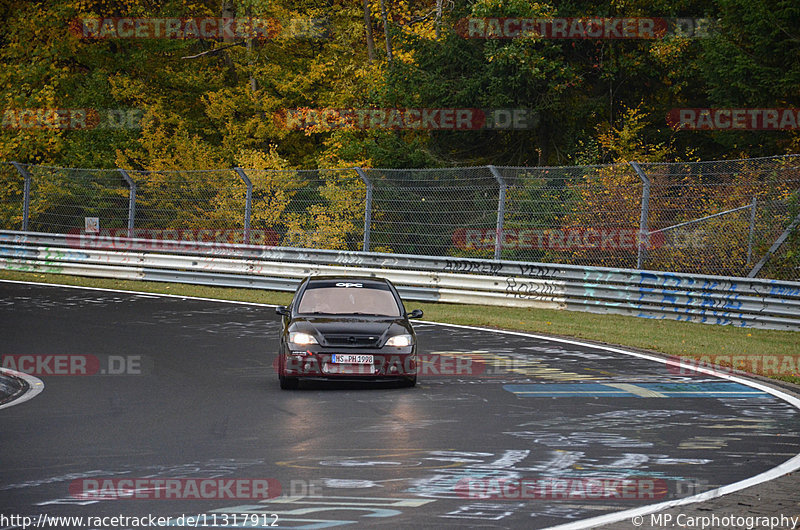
[331,354,374,365]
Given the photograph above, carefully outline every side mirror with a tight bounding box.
[276,306,290,316]
[407,309,423,319]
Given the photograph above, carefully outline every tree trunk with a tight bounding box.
[220,0,239,85]
[363,0,376,63]
[435,0,443,39]
[245,4,257,92]
[379,0,393,62]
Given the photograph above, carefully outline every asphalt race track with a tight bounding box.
[1,281,799,529]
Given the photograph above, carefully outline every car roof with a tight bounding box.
[304,275,392,287]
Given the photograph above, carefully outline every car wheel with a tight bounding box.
[279,375,299,390]
[403,376,416,388]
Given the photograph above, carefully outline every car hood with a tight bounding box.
[289,316,412,345]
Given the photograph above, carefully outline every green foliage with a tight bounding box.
[0,0,799,262]
[2,0,798,167]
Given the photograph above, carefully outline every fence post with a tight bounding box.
[234,168,252,244]
[629,161,650,269]
[746,196,757,265]
[354,167,373,252]
[10,162,31,231]
[747,212,800,278]
[117,169,137,237]
[488,165,506,261]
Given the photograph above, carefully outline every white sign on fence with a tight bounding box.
[84,217,99,233]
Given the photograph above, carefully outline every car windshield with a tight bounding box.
[297,283,402,317]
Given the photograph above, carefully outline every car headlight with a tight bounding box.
[386,334,413,347]
[289,332,318,345]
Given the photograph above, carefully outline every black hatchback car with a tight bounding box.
[275,276,423,389]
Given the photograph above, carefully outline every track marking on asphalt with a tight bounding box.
[605,383,668,398]
[277,449,468,470]
[427,321,800,530]
[503,382,770,399]
[2,278,799,530]
[0,367,44,411]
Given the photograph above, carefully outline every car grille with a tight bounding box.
[324,334,380,347]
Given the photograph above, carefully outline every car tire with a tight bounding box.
[403,376,416,388]
[279,375,299,390]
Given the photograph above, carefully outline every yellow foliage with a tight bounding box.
[283,170,367,250]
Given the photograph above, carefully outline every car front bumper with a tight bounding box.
[280,348,417,378]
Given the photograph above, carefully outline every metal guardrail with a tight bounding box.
[1,230,799,331]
